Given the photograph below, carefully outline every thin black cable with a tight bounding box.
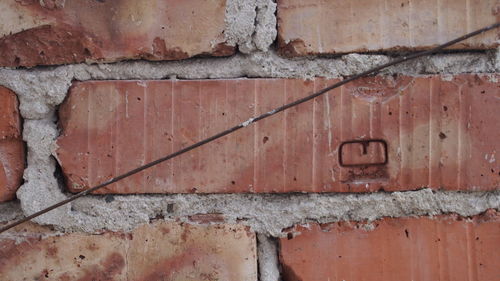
[1,22,498,234]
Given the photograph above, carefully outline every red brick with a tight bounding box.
[0,0,233,67]
[55,75,499,194]
[0,222,257,281]
[277,0,499,56]
[280,210,500,281]
[0,86,24,202]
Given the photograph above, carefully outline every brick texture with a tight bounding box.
[0,0,233,67]
[0,86,24,202]
[55,75,499,194]
[280,210,500,281]
[0,222,257,281]
[277,0,499,56]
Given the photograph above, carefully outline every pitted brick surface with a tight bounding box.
[0,0,233,67]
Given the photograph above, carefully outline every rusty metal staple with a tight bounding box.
[0,22,498,234]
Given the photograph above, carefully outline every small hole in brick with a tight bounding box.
[79,255,85,259]
[293,177,297,181]
[14,57,20,65]
[137,97,141,101]
[480,174,484,177]
[443,105,448,111]
[439,132,447,139]
[287,233,293,240]
[404,229,409,238]
[231,180,236,185]
[263,136,269,144]
[388,111,392,115]
[480,90,485,94]
[39,51,45,56]
[222,112,225,116]
[83,48,91,56]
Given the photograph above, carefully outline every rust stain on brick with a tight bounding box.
[55,75,499,194]
[280,211,500,281]
[277,0,499,56]
[0,0,232,67]
[0,86,24,202]
[0,222,257,281]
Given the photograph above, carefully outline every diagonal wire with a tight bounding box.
[1,22,498,234]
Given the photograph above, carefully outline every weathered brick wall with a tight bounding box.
[0,1,499,280]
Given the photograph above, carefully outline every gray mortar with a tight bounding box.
[0,201,23,223]
[224,0,277,53]
[35,189,500,236]
[257,234,281,281]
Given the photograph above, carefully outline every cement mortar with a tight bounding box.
[0,201,23,223]
[7,189,498,236]
[257,234,281,281]
[224,0,277,53]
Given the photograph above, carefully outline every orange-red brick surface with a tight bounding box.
[56,75,499,194]
[0,86,24,202]
[0,222,257,281]
[277,0,499,56]
[280,211,500,281]
[0,0,233,67]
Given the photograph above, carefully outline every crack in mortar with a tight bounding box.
[0,50,498,236]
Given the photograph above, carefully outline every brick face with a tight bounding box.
[0,0,232,67]
[55,75,499,194]
[0,87,24,202]
[277,0,499,56]
[0,222,257,281]
[280,211,500,281]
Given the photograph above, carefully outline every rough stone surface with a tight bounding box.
[0,221,257,281]
[55,75,499,194]
[277,0,500,56]
[280,210,500,281]
[0,0,234,67]
[0,86,24,202]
